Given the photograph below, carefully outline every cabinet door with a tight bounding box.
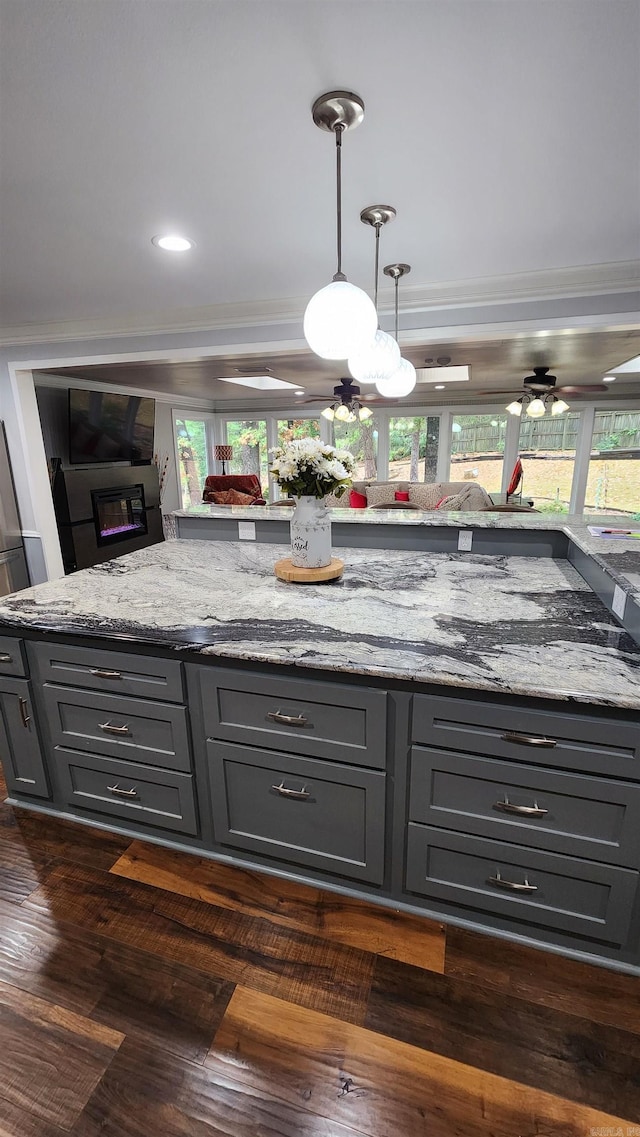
[0,678,50,798]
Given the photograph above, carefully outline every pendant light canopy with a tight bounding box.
[348,205,401,383]
[303,92,377,360]
[375,264,417,398]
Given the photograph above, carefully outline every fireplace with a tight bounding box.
[52,465,163,573]
[92,485,148,547]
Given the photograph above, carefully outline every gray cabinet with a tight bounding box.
[409,747,640,866]
[0,635,26,678]
[0,677,49,798]
[412,693,640,779]
[54,746,198,835]
[41,684,192,772]
[207,740,386,884]
[30,641,184,702]
[195,665,387,767]
[406,823,639,948]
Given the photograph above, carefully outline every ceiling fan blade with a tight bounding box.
[557,384,609,394]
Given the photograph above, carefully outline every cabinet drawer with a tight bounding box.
[42,684,192,772]
[207,741,385,884]
[410,748,640,866]
[406,824,638,947]
[196,666,387,768]
[55,747,197,835]
[412,694,640,779]
[0,636,26,678]
[30,641,184,702]
[0,677,49,798]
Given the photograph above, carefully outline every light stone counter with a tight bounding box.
[0,539,638,711]
[173,504,640,603]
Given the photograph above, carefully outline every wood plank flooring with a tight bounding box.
[0,771,638,1135]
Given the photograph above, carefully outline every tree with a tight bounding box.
[175,420,203,507]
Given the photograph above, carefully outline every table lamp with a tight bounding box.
[214,445,233,475]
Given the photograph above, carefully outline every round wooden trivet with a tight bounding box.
[274,557,344,583]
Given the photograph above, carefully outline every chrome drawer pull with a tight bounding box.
[19,698,31,728]
[99,721,130,736]
[501,732,556,748]
[494,796,548,818]
[0,653,13,663]
[90,668,122,679]
[271,782,310,800]
[488,871,537,894]
[266,710,308,727]
[107,784,137,797]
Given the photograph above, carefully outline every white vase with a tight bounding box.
[290,496,332,568]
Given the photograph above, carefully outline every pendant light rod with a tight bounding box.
[311,91,365,283]
[335,125,345,280]
[383,262,411,341]
[360,205,396,311]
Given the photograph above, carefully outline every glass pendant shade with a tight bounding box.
[526,397,546,418]
[375,357,417,398]
[506,400,523,416]
[303,280,377,361]
[348,329,401,384]
[321,405,335,420]
[333,402,352,422]
[552,399,570,416]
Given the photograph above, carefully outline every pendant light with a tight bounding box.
[375,264,417,398]
[303,92,378,361]
[347,205,401,383]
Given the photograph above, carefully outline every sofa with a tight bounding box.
[324,480,495,511]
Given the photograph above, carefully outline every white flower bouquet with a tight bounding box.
[269,438,356,500]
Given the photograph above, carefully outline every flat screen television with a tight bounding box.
[69,389,155,464]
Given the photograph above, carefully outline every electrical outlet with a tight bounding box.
[238,521,256,541]
[458,530,473,552]
[612,584,627,620]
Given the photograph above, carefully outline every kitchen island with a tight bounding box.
[0,538,639,975]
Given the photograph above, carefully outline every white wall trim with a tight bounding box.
[2,261,638,346]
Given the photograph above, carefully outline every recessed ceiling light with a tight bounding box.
[152,234,194,252]
[217,376,300,391]
[602,375,616,382]
[294,389,305,395]
[435,384,445,390]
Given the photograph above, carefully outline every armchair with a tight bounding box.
[202,474,266,505]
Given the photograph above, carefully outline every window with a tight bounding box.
[517,412,581,513]
[277,418,321,447]
[174,417,210,509]
[225,419,269,496]
[388,416,440,482]
[332,416,378,481]
[585,410,640,516]
[450,414,506,493]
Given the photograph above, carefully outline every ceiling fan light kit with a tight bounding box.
[303,91,377,361]
[504,368,576,417]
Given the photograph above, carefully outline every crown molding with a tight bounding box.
[1,260,638,348]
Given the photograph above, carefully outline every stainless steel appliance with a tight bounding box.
[0,423,30,596]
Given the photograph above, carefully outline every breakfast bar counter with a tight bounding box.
[0,537,639,976]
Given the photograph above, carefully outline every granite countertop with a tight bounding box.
[173,504,640,603]
[0,540,638,711]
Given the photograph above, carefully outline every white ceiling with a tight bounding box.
[1,0,639,334]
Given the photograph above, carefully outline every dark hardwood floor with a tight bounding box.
[0,770,638,1136]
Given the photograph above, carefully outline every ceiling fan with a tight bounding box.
[298,377,389,422]
[478,365,609,399]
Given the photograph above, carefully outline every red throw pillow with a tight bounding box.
[225,488,257,505]
[349,489,368,509]
[210,488,255,505]
[394,491,410,501]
